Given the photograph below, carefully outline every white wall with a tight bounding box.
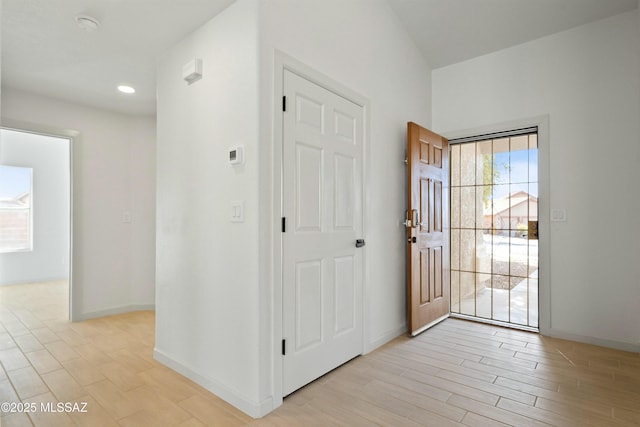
[155,0,431,417]
[260,0,432,340]
[128,117,157,305]
[433,10,640,351]
[154,0,262,416]
[0,129,70,285]
[1,88,157,319]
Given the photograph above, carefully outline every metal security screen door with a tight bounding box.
[450,130,538,329]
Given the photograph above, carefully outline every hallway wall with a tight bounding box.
[1,88,157,319]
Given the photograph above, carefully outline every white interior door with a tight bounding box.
[282,69,364,396]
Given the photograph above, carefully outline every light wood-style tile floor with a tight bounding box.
[0,281,639,426]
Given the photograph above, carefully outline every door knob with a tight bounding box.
[355,239,365,248]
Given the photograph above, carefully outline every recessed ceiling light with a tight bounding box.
[118,85,136,94]
[75,15,100,32]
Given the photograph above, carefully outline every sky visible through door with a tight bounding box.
[0,165,32,198]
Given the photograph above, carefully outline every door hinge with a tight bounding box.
[282,339,286,355]
[282,96,287,112]
[281,217,286,232]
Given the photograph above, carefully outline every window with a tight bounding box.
[0,165,33,252]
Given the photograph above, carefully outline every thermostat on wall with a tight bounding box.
[229,145,244,166]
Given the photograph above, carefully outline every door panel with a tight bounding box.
[283,70,364,396]
[334,154,355,229]
[420,179,430,232]
[295,260,323,351]
[433,247,443,299]
[333,255,355,335]
[296,144,322,231]
[407,122,450,335]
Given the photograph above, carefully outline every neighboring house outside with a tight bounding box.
[483,191,537,236]
[0,192,31,251]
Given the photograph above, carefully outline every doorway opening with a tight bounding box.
[0,128,71,320]
[449,128,538,330]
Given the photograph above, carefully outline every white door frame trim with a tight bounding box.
[271,50,370,409]
[441,115,551,336]
[0,118,79,321]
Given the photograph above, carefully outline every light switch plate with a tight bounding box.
[551,208,566,222]
[230,201,244,223]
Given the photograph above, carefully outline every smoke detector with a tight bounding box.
[75,15,100,32]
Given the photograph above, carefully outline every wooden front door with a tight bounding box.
[407,122,450,335]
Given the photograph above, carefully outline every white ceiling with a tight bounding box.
[1,0,236,115]
[387,0,638,69]
[2,0,637,116]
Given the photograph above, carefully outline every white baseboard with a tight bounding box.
[153,348,273,418]
[0,277,68,286]
[75,304,155,321]
[365,323,407,354]
[544,327,640,353]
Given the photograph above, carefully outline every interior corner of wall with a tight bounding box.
[365,323,407,354]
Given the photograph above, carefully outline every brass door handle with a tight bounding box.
[404,209,420,228]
